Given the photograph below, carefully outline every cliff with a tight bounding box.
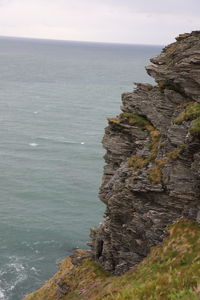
[90,30,200,275]
[24,31,200,299]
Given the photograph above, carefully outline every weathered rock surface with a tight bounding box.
[90,31,200,275]
[54,278,70,299]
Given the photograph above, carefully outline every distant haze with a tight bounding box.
[0,0,199,45]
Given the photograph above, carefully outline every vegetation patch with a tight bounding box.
[119,112,150,128]
[148,166,162,183]
[125,115,161,170]
[148,128,161,157]
[107,113,152,130]
[174,102,200,136]
[189,118,200,136]
[128,155,148,169]
[155,158,169,168]
[167,144,185,160]
[174,102,200,124]
[24,219,200,300]
[174,111,187,125]
[107,117,120,124]
[148,145,185,183]
[128,150,159,170]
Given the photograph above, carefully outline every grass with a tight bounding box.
[156,158,169,167]
[174,102,200,136]
[125,115,161,170]
[119,113,150,128]
[129,144,185,183]
[24,219,200,300]
[107,117,120,124]
[174,111,187,125]
[148,145,185,183]
[128,155,148,169]
[107,113,151,129]
[167,145,185,160]
[189,118,200,136]
[24,249,110,300]
[148,166,162,183]
[174,101,200,124]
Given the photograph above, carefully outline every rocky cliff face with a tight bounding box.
[90,31,200,275]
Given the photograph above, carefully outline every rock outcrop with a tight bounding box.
[90,31,200,275]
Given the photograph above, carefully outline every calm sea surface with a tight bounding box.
[0,37,162,300]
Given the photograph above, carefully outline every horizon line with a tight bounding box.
[0,34,164,48]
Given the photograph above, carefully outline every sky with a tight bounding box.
[0,0,199,45]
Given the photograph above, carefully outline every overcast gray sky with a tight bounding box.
[0,0,199,45]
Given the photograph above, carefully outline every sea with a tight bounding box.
[0,36,162,300]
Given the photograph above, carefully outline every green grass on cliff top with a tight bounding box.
[24,219,200,300]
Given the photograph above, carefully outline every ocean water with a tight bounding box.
[0,36,162,300]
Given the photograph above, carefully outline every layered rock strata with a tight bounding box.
[90,31,200,275]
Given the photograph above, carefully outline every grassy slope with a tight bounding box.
[24,219,200,300]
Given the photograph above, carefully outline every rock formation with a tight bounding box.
[90,31,200,275]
